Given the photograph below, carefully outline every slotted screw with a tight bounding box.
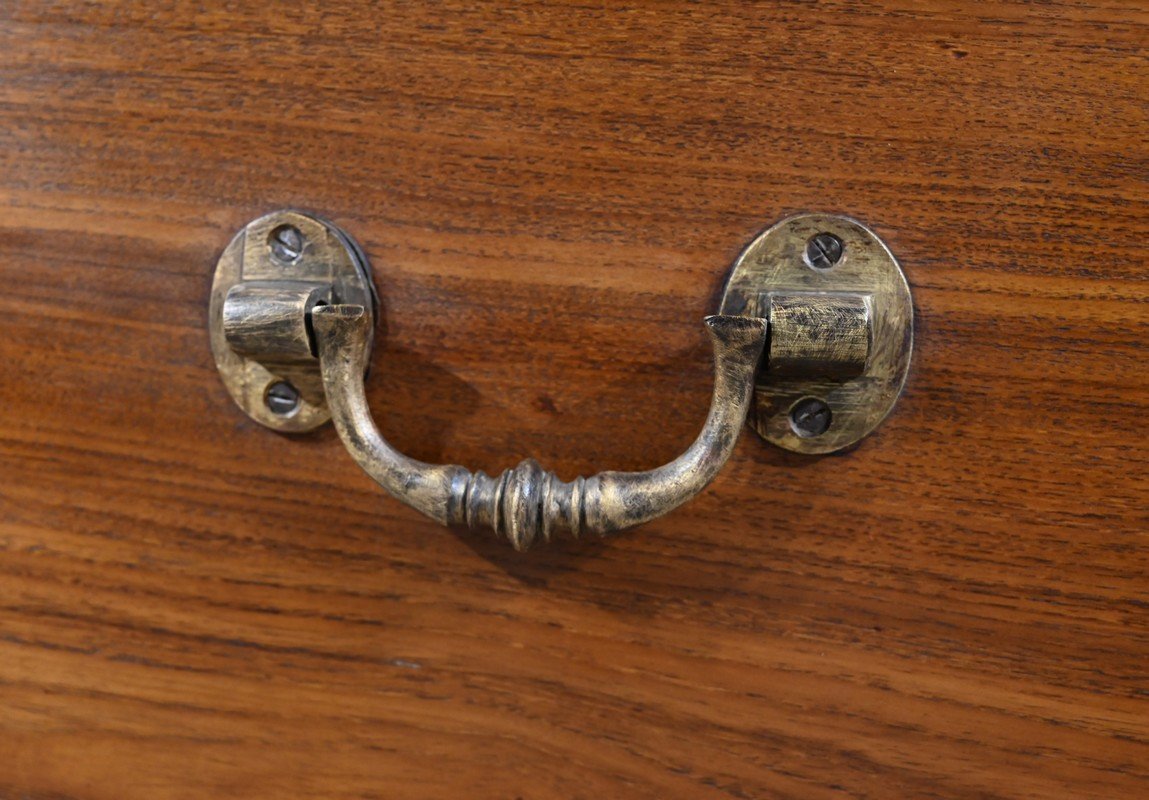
[790,397,832,437]
[268,224,304,263]
[805,232,844,270]
[265,381,301,416]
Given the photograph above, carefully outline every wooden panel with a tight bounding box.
[0,2,1146,798]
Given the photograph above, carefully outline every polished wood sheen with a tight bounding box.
[0,2,1146,798]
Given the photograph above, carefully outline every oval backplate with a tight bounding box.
[719,214,913,454]
[209,211,377,433]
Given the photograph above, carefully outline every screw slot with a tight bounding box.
[265,381,301,417]
[789,397,832,438]
[268,224,304,264]
[804,232,844,270]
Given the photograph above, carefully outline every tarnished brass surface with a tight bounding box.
[208,211,376,432]
[720,214,913,454]
[312,305,767,551]
[222,282,332,363]
[767,293,871,380]
[212,211,909,548]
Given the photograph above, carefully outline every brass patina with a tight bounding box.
[719,213,913,454]
[312,305,766,551]
[766,293,871,380]
[212,211,912,549]
[208,211,376,432]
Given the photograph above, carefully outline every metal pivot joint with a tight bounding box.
[210,211,913,550]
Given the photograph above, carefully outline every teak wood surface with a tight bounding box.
[0,2,1146,799]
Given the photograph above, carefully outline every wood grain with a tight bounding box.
[0,2,1146,798]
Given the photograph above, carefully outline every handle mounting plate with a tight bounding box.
[208,211,377,432]
[719,214,913,454]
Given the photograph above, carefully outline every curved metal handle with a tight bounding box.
[311,305,767,551]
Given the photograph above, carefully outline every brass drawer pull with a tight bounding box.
[210,211,912,550]
[312,305,764,550]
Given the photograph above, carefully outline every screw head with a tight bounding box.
[805,232,844,270]
[265,381,301,416]
[268,224,304,264]
[789,397,832,438]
